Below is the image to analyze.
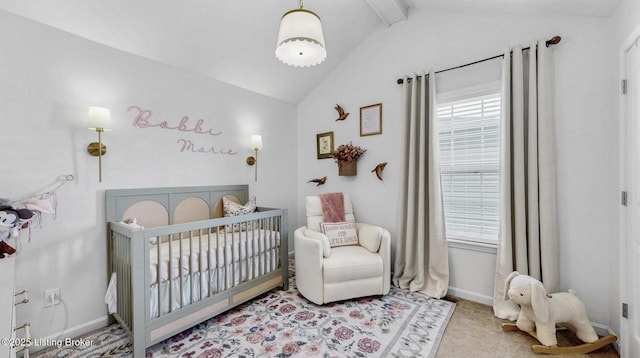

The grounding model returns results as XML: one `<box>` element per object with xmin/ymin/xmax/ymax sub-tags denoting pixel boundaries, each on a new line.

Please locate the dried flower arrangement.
<box><xmin>331</xmin><ymin>142</ymin><xmax>366</xmax><ymax>163</ymax></box>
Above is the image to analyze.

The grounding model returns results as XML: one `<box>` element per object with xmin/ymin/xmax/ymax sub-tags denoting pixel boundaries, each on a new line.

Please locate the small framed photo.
<box><xmin>360</xmin><ymin>103</ymin><xmax>382</xmax><ymax>136</ymax></box>
<box><xmin>316</xmin><ymin>131</ymin><xmax>334</xmax><ymax>159</ymax></box>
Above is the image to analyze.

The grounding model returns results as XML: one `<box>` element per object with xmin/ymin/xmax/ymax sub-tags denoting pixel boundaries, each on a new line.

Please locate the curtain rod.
<box><xmin>396</xmin><ymin>35</ymin><xmax>561</xmax><ymax>85</ymax></box>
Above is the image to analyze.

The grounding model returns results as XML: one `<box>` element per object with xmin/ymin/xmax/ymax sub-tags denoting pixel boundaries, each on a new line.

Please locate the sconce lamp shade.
<box><xmin>251</xmin><ymin>135</ymin><xmax>263</xmax><ymax>150</ymax></box>
<box><xmin>275</xmin><ymin>7</ymin><xmax>326</xmax><ymax>67</ymax></box>
<box><xmin>87</xmin><ymin>106</ymin><xmax>112</xmax><ymax>130</ymax></box>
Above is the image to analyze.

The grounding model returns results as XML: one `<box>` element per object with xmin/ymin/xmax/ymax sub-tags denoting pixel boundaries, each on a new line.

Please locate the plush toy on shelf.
<box><xmin>0</xmin><ymin>202</ymin><xmax>34</xmax><ymax>258</ymax></box>
<box><xmin>501</xmin><ymin>271</ymin><xmax>617</xmax><ymax>354</ymax></box>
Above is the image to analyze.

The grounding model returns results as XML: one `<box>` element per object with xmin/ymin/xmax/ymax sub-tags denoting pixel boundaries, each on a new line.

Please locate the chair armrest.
<box><xmin>357</xmin><ymin>223</ymin><xmax>391</xmax><ymax>295</ymax></box>
<box><xmin>357</xmin><ymin>223</ymin><xmax>383</xmax><ymax>252</ymax></box>
<box><xmin>301</xmin><ymin>229</ymin><xmax>331</xmax><ymax>257</ymax></box>
<box><xmin>379</xmin><ymin>228</ymin><xmax>391</xmax><ymax>294</ymax></box>
<box><xmin>294</xmin><ymin>227</ymin><xmax>326</xmax><ymax>305</ymax></box>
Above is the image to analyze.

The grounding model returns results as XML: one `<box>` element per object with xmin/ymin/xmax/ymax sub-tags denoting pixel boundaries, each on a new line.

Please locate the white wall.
<box><xmin>0</xmin><ymin>10</ymin><xmax>297</xmax><ymax>341</ymax></box>
<box><xmin>613</xmin><ymin>0</ymin><xmax>640</xmax><ymax>42</ymax></box>
<box><xmin>296</xmin><ymin>6</ymin><xmax>619</xmax><ymax>329</ymax></box>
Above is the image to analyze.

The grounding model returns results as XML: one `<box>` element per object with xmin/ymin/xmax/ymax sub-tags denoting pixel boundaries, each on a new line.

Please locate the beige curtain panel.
<box><xmin>393</xmin><ymin>71</ymin><xmax>449</xmax><ymax>299</ymax></box>
<box><xmin>493</xmin><ymin>41</ymin><xmax>560</xmax><ymax>320</ymax></box>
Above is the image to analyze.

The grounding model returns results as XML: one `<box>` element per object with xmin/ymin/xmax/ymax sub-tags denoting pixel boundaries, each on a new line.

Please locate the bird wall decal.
<box><xmin>307</xmin><ymin>176</ymin><xmax>327</xmax><ymax>186</ymax></box>
<box><xmin>335</xmin><ymin>104</ymin><xmax>349</xmax><ymax>121</ymax></box>
<box><xmin>372</xmin><ymin>162</ymin><xmax>387</xmax><ymax>181</ymax></box>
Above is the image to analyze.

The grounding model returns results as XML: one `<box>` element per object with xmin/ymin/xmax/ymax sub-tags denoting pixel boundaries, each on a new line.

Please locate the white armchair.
<box><xmin>294</xmin><ymin>194</ymin><xmax>391</xmax><ymax>305</ymax></box>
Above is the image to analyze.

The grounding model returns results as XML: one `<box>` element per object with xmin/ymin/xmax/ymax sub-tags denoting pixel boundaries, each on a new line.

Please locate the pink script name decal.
<box><xmin>177</xmin><ymin>139</ymin><xmax>237</xmax><ymax>155</ymax></box>
<box><xmin>128</xmin><ymin>105</ymin><xmax>237</xmax><ymax>156</ymax></box>
<box><xmin>128</xmin><ymin>105</ymin><xmax>222</xmax><ymax>136</ymax></box>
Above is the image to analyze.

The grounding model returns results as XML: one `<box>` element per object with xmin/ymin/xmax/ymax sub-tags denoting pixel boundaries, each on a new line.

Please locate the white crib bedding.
<box><xmin>150</xmin><ymin>258</ymin><xmax>279</xmax><ymax>318</ymax></box>
<box><xmin>148</xmin><ymin>228</ymin><xmax>281</xmax><ymax>319</ymax></box>
<box><xmin>149</xmin><ymin>229</ymin><xmax>280</xmax><ymax>284</ymax></box>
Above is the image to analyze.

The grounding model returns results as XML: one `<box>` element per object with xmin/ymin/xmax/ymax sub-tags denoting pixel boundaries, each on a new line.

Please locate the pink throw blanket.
<box><xmin>319</xmin><ymin>192</ymin><xmax>345</xmax><ymax>222</ymax></box>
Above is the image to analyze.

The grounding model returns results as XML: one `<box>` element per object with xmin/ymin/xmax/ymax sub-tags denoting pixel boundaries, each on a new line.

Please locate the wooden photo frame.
<box><xmin>360</xmin><ymin>103</ymin><xmax>382</xmax><ymax>136</ymax></box>
<box><xmin>316</xmin><ymin>131</ymin><xmax>334</xmax><ymax>159</ymax></box>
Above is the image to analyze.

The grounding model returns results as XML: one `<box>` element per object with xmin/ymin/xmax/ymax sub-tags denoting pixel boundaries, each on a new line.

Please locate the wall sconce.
<box><xmin>86</xmin><ymin>106</ymin><xmax>112</xmax><ymax>182</ymax></box>
<box><xmin>246</xmin><ymin>135</ymin><xmax>263</xmax><ymax>181</ymax></box>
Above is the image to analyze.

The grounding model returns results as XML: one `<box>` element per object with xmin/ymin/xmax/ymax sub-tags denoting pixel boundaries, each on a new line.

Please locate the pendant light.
<box><xmin>275</xmin><ymin>0</ymin><xmax>326</xmax><ymax>67</ymax></box>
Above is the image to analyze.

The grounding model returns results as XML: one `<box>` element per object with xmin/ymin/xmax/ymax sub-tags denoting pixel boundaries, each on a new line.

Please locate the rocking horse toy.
<box><xmin>501</xmin><ymin>271</ymin><xmax>617</xmax><ymax>355</ymax></box>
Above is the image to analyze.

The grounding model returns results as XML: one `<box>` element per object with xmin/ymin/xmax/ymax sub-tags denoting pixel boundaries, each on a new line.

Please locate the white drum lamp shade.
<box><xmin>275</xmin><ymin>7</ymin><xmax>326</xmax><ymax>67</ymax></box>
<box><xmin>87</xmin><ymin>106</ymin><xmax>112</xmax><ymax>130</ymax></box>
<box><xmin>250</xmin><ymin>135</ymin><xmax>263</xmax><ymax>150</ymax></box>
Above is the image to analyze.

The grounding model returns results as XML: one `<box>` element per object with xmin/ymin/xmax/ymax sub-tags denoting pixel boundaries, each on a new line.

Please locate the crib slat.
<box><xmin>179</xmin><ymin>232</ymin><xmax>184</xmax><ymax>310</ymax></box>
<box><xmin>224</xmin><ymin>228</ymin><xmax>229</xmax><ymax>289</ymax></box>
<box><xmin>246</xmin><ymin>223</ymin><xmax>250</xmax><ymax>280</ymax></box>
<box><xmin>198</xmin><ymin>228</ymin><xmax>203</xmax><ymax>301</ymax></box>
<box><xmin>126</xmin><ymin>235</ymin><xmax>131</xmax><ymax>327</ymax></box>
<box><xmin>241</xmin><ymin>222</ymin><xmax>245</xmax><ymax>283</ymax></box>
<box><xmin>267</xmin><ymin>217</ymin><xmax>272</xmax><ymax>273</ymax></box>
<box><xmin>231</xmin><ymin>225</ymin><xmax>234</xmax><ymax>287</ymax></box>
<box><xmin>197</xmin><ymin>229</ymin><xmax>202</xmax><ymax>299</ymax></box>
<box><xmin>238</xmin><ymin>223</ymin><xmax>243</xmax><ymax>285</ymax></box>
<box><xmin>188</xmin><ymin>230</ymin><xmax>193</xmax><ymax>305</ymax></box>
<box><xmin>162</xmin><ymin>235</ymin><xmax>166</xmax><ymax>317</ymax></box>
<box><xmin>259</xmin><ymin>218</ymin><xmax>264</xmax><ymax>277</ymax></box>
<box><xmin>206</xmin><ymin>226</ymin><xmax>212</xmax><ymax>299</ymax></box>
<box><xmin>216</xmin><ymin>228</ymin><xmax>221</xmax><ymax>293</ymax></box>
<box><xmin>252</xmin><ymin>220</ymin><xmax>258</xmax><ymax>279</ymax></box>
<box><xmin>126</xmin><ymin>235</ymin><xmax>132</xmax><ymax>326</ymax></box>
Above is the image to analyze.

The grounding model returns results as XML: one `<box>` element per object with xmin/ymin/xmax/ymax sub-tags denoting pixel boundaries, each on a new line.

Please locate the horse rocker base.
<box><xmin>502</xmin><ymin>323</ymin><xmax>618</xmax><ymax>355</ymax></box>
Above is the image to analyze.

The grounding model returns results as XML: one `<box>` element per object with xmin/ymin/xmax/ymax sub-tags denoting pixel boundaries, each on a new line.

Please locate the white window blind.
<box><xmin>437</xmin><ymin>92</ymin><xmax>500</xmax><ymax>242</ymax></box>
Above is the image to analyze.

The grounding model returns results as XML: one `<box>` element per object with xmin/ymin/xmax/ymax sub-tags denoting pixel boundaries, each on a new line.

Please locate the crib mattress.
<box><xmin>149</xmin><ymin>229</ymin><xmax>280</xmax><ymax>284</ymax></box>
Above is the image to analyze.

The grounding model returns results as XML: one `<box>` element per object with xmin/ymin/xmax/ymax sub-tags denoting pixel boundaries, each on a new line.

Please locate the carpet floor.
<box><xmin>436</xmin><ymin>296</ymin><xmax>620</xmax><ymax>358</ymax></box>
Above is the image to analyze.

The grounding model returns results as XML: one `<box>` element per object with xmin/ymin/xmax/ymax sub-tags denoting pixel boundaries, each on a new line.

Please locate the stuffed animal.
<box><xmin>0</xmin><ymin>204</ymin><xmax>34</xmax><ymax>257</ymax></box>
<box><xmin>0</xmin><ymin>205</ymin><xmax>33</xmax><ymax>239</ymax></box>
<box><xmin>119</xmin><ymin>218</ymin><xmax>157</xmax><ymax>245</ymax></box>
<box><xmin>504</xmin><ymin>271</ymin><xmax>599</xmax><ymax>346</ymax></box>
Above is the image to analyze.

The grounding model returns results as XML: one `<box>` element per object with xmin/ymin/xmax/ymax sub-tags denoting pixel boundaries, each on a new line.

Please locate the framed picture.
<box><xmin>360</xmin><ymin>103</ymin><xmax>382</xmax><ymax>136</ymax></box>
<box><xmin>316</xmin><ymin>131</ymin><xmax>334</xmax><ymax>159</ymax></box>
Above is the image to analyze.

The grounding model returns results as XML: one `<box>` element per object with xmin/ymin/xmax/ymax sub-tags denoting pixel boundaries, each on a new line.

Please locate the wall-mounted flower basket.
<box><xmin>332</xmin><ymin>142</ymin><xmax>366</xmax><ymax>177</ymax></box>
<box><xmin>338</xmin><ymin>160</ymin><xmax>357</xmax><ymax>176</ymax></box>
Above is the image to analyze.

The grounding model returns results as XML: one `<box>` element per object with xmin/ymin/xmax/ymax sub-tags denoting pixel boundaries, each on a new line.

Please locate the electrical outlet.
<box><xmin>44</xmin><ymin>288</ymin><xmax>60</xmax><ymax>307</ymax></box>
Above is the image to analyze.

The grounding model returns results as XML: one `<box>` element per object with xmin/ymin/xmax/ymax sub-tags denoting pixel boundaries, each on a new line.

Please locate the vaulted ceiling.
<box><xmin>0</xmin><ymin>0</ymin><xmax>621</xmax><ymax>104</ymax></box>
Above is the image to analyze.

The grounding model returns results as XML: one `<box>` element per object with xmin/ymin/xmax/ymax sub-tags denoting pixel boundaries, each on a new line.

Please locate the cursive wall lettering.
<box><xmin>128</xmin><ymin>105</ymin><xmax>238</xmax><ymax>156</ymax></box>
<box><xmin>177</xmin><ymin>139</ymin><xmax>237</xmax><ymax>155</ymax></box>
<box><xmin>128</xmin><ymin>105</ymin><xmax>223</xmax><ymax>136</ymax></box>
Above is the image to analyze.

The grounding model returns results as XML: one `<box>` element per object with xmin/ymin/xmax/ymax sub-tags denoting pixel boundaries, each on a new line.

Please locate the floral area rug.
<box><xmin>32</xmin><ymin>324</ymin><xmax>132</xmax><ymax>358</ymax></box>
<box><xmin>35</xmin><ymin>262</ymin><xmax>455</xmax><ymax>358</ymax></box>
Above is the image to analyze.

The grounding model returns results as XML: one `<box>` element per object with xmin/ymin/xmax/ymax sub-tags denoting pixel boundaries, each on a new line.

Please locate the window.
<box><xmin>437</xmin><ymin>90</ymin><xmax>500</xmax><ymax>243</ymax></box>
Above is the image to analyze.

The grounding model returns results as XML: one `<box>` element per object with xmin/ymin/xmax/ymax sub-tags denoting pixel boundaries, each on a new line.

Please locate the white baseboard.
<box><xmin>447</xmin><ymin>286</ymin><xmax>493</xmax><ymax>306</ymax></box>
<box><xmin>591</xmin><ymin>323</ymin><xmax>620</xmax><ymax>353</ymax></box>
<box><xmin>30</xmin><ymin>315</ymin><xmax>110</xmax><ymax>354</ymax></box>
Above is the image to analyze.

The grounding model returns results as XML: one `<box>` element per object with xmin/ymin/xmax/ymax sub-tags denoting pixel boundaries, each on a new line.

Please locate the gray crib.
<box><xmin>105</xmin><ymin>185</ymin><xmax>288</xmax><ymax>357</ymax></box>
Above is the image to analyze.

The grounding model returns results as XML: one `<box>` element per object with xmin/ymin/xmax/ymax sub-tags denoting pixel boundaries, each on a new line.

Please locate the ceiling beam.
<box><xmin>365</xmin><ymin>0</ymin><xmax>409</xmax><ymax>26</ymax></box>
